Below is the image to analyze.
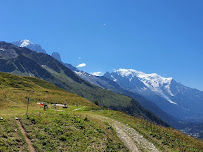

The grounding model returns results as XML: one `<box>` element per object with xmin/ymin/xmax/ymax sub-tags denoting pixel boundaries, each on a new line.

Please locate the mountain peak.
<box><xmin>115</xmin><ymin>68</ymin><xmax>143</xmax><ymax>77</ymax></box>
<box><xmin>109</xmin><ymin>68</ymin><xmax>176</xmax><ymax>104</ymax></box>
<box><xmin>19</xmin><ymin>40</ymin><xmax>33</xmax><ymax>47</ymax></box>
<box><xmin>115</xmin><ymin>68</ymin><xmax>173</xmax><ymax>82</ymax></box>
<box><xmin>12</xmin><ymin>40</ymin><xmax>46</xmax><ymax>54</ymax></box>
<box><xmin>51</xmin><ymin>52</ymin><xmax>62</xmax><ymax>62</ymax></box>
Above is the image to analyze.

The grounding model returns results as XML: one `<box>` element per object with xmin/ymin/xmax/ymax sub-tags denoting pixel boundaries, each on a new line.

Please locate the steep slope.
<box><xmin>104</xmin><ymin>69</ymin><xmax>203</xmax><ymax>122</ymax></box>
<box><xmin>0</xmin><ymin>42</ymin><xmax>167</xmax><ymax>126</ymax></box>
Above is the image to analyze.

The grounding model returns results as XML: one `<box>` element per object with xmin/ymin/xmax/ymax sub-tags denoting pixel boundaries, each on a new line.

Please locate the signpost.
<box><xmin>26</xmin><ymin>98</ymin><xmax>30</xmax><ymax>116</ymax></box>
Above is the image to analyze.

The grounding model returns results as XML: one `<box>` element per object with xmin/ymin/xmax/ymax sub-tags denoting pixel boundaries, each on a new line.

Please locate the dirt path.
<box><xmin>113</xmin><ymin>123</ymin><xmax>140</xmax><ymax>152</ymax></box>
<box><xmin>16</xmin><ymin>119</ymin><xmax>35</xmax><ymax>152</ymax></box>
<box><xmin>7</xmin><ymin>99</ymin><xmax>17</xmax><ymax>104</ymax></box>
<box><xmin>94</xmin><ymin>115</ymin><xmax>160</xmax><ymax>152</ymax></box>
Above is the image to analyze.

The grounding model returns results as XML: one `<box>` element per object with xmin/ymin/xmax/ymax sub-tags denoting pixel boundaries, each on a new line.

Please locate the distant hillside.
<box><xmin>0</xmin><ymin>42</ymin><xmax>168</xmax><ymax>126</ymax></box>
<box><xmin>0</xmin><ymin>72</ymin><xmax>94</xmax><ymax>106</ymax></box>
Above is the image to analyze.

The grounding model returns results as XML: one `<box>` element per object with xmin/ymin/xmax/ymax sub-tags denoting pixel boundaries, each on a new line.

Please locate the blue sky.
<box><xmin>0</xmin><ymin>0</ymin><xmax>203</xmax><ymax>90</ymax></box>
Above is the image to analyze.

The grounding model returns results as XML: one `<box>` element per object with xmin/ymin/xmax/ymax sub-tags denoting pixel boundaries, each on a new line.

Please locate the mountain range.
<box><xmin>63</xmin><ymin>63</ymin><xmax>179</xmax><ymax>127</ymax></box>
<box><xmin>0</xmin><ymin>41</ymin><xmax>168</xmax><ymax>127</ymax></box>
<box><xmin>8</xmin><ymin>40</ymin><xmax>203</xmax><ymax>136</ymax></box>
<box><xmin>104</xmin><ymin>69</ymin><xmax>203</xmax><ymax>122</ymax></box>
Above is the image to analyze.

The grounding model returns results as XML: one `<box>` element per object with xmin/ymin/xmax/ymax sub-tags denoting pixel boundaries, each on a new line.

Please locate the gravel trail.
<box><xmin>95</xmin><ymin>115</ymin><xmax>160</xmax><ymax>152</ymax></box>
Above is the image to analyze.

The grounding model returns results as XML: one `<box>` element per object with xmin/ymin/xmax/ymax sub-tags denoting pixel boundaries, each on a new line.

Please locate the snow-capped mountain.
<box><xmin>61</xmin><ymin>61</ymin><xmax>203</xmax><ymax>124</ymax></box>
<box><xmin>26</xmin><ymin>42</ymin><xmax>202</xmax><ymax>123</ymax></box>
<box><xmin>12</xmin><ymin>40</ymin><xmax>46</xmax><ymax>54</ymax></box>
<box><xmin>104</xmin><ymin>69</ymin><xmax>203</xmax><ymax>121</ymax></box>
<box><xmin>59</xmin><ymin>65</ymin><xmax>178</xmax><ymax>127</ymax></box>
<box><xmin>107</xmin><ymin>69</ymin><xmax>176</xmax><ymax>104</ymax></box>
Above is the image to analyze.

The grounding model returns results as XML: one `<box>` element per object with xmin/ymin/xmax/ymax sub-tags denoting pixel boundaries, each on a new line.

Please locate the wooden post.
<box><xmin>26</xmin><ymin>98</ymin><xmax>30</xmax><ymax>116</ymax></box>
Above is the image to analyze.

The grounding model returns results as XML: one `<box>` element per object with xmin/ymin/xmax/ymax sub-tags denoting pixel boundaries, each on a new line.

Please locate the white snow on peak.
<box><xmin>19</xmin><ymin>40</ymin><xmax>33</xmax><ymax>47</ymax></box>
<box><xmin>115</xmin><ymin>69</ymin><xmax>141</xmax><ymax>77</ymax></box>
<box><xmin>114</xmin><ymin>69</ymin><xmax>177</xmax><ymax>104</ymax></box>
<box><xmin>115</xmin><ymin>69</ymin><xmax>172</xmax><ymax>86</ymax></box>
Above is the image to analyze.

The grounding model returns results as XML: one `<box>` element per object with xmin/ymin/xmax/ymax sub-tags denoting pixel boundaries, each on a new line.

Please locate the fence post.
<box><xmin>26</xmin><ymin>98</ymin><xmax>30</xmax><ymax>116</ymax></box>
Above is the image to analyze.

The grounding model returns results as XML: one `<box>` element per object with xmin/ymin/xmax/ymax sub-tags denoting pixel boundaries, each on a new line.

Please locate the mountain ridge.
<box><xmin>6</xmin><ymin>40</ymin><xmax>203</xmax><ymax>137</ymax></box>
<box><xmin>62</xmin><ymin>63</ymin><xmax>179</xmax><ymax>128</ymax></box>
<box><xmin>0</xmin><ymin>41</ymin><xmax>168</xmax><ymax>127</ymax></box>
<box><xmin>104</xmin><ymin>69</ymin><xmax>203</xmax><ymax>122</ymax></box>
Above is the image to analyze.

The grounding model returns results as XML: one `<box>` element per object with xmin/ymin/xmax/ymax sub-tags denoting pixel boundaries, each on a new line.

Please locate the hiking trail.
<box><xmin>16</xmin><ymin>118</ymin><xmax>35</xmax><ymax>152</ymax></box>
<box><xmin>94</xmin><ymin>115</ymin><xmax>160</xmax><ymax>152</ymax></box>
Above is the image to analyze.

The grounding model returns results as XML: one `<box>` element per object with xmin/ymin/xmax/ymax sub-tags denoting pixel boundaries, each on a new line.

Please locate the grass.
<box><xmin>0</xmin><ymin>118</ymin><xmax>28</xmax><ymax>151</ymax></box>
<box><xmin>0</xmin><ymin>72</ymin><xmax>97</xmax><ymax>117</ymax></box>
<box><xmin>0</xmin><ymin>73</ymin><xmax>128</xmax><ymax>151</ymax></box>
<box><xmin>19</xmin><ymin>111</ymin><xmax>128</xmax><ymax>152</ymax></box>
<box><xmin>78</xmin><ymin>109</ymin><xmax>203</xmax><ymax>152</ymax></box>
<box><xmin>0</xmin><ymin>72</ymin><xmax>203</xmax><ymax>152</ymax></box>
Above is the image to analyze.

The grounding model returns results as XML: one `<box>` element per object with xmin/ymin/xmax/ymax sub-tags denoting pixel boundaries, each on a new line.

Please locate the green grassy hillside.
<box><xmin>0</xmin><ymin>72</ymin><xmax>95</xmax><ymax>113</ymax></box>
<box><xmin>0</xmin><ymin>72</ymin><xmax>202</xmax><ymax>152</ymax></box>
<box><xmin>0</xmin><ymin>72</ymin><xmax>128</xmax><ymax>151</ymax></box>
